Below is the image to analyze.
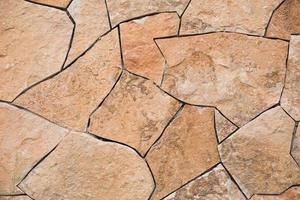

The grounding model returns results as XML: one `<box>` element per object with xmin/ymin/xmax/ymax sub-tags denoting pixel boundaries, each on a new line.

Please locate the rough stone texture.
<box><xmin>0</xmin><ymin>103</ymin><xmax>68</xmax><ymax>195</ymax></box>
<box><xmin>89</xmin><ymin>71</ymin><xmax>181</xmax><ymax>155</ymax></box>
<box><xmin>281</xmin><ymin>35</ymin><xmax>300</xmax><ymax>121</ymax></box>
<box><xmin>157</xmin><ymin>33</ymin><xmax>287</xmax><ymax>127</ymax></box>
<box><xmin>215</xmin><ymin>110</ymin><xmax>238</xmax><ymax>143</ymax></box>
<box><xmin>65</xmin><ymin>0</ymin><xmax>110</xmax><ymax>66</ymax></box>
<box><xmin>19</xmin><ymin>132</ymin><xmax>154</xmax><ymax>200</ymax></box>
<box><xmin>163</xmin><ymin>164</ymin><xmax>246</xmax><ymax>200</ymax></box>
<box><xmin>292</xmin><ymin>126</ymin><xmax>300</xmax><ymax>165</ymax></box>
<box><xmin>251</xmin><ymin>187</ymin><xmax>300</xmax><ymax>200</ymax></box>
<box><xmin>0</xmin><ymin>196</ymin><xmax>32</xmax><ymax>200</ymax></box>
<box><xmin>0</xmin><ymin>0</ymin><xmax>72</xmax><ymax>101</ymax></box>
<box><xmin>180</xmin><ymin>0</ymin><xmax>283</xmax><ymax>36</ymax></box>
<box><xmin>219</xmin><ymin>106</ymin><xmax>300</xmax><ymax>198</ymax></box>
<box><xmin>266</xmin><ymin>0</ymin><xmax>300</xmax><ymax>40</ymax></box>
<box><xmin>107</xmin><ymin>0</ymin><xmax>190</xmax><ymax>27</ymax></box>
<box><xmin>146</xmin><ymin>105</ymin><xmax>220</xmax><ymax>200</ymax></box>
<box><xmin>30</xmin><ymin>0</ymin><xmax>71</xmax><ymax>8</ymax></box>
<box><xmin>14</xmin><ymin>29</ymin><xmax>122</xmax><ymax>131</ymax></box>
<box><xmin>121</xmin><ymin>13</ymin><xmax>179</xmax><ymax>83</ymax></box>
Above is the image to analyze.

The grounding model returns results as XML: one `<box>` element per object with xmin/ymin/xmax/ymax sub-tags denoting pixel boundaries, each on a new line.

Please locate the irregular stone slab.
<box><xmin>121</xmin><ymin>13</ymin><xmax>179</xmax><ymax>83</ymax></box>
<box><xmin>292</xmin><ymin>126</ymin><xmax>300</xmax><ymax>165</ymax></box>
<box><xmin>146</xmin><ymin>105</ymin><xmax>220</xmax><ymax>200</ymax></box>
<box><xmin>219</xmin><ymin>106</ymin><xmax>300</xmax><ymax>198</ymax></box>
<box><xmin>251</xmin><ymin>187</ymin><xmax>300</xmax><ymax>200</ymax></box>
<box><xmin>14</xmin><ymin>29</ymin><xmax>122</xmax><ymax>131</ymax></box>
<box><xmin>215</xmin><ymin>110</ymin><xmax>238</xmax><ymax>143</ymax></box>
<box><xmin>0</xmin><ymin>103</ymin><xmax>68</xmax><ymax>195</ymax></box>
<box><xmin>65</xmin><ymin>0</ymin><xmax>110</xmax><ymax>66</ymax></box>
<box><xmin>107</xmin><ymin>0</ymin><xmax>190</xmax><ymax>27</ymax></box>
<box><xmin>29</xmin><ymin>0</ymin><xmax>71</xmax><ymax>8</ymax></box>
<box><xmin>180</xmin><ymin>0</ymin><xmax>283</xmax><ymax>35</ymax></box>
<box><xmin>163</xmin><ymin>164</ymin><xmax>246</xmax><ymax>200</ymax></box>
<box><xmin>266</xmin><ymin>0</ymin><xmax>300</xmax><ymax>40</ymax></box>
<box><xmin>157</xmin><ymin>33</ymin><xmax>287</xmax><ymax>126</ymax></box>
<box><xmin>281</xmin><ymin>35</ymin><xmax>300</xmax><ymax>121</ymax></box>
<box><xmin>0</xmin><ymin>196</ymin><xmax>32</xmax><ymax>200</ymax></box>
<box><xmin>19</xmin><ymin>132</ymin><xmax>154</xmax><ymax>200</ymax></box>
<box><xmin>89</xmin><ymin>71</ymin><xmax>181</xmax><ymax>155</ymax></box>
<box><xmin>0</xmin><ymin>0</ymin><xmax>72</xmax><ymax>101</ymax></box>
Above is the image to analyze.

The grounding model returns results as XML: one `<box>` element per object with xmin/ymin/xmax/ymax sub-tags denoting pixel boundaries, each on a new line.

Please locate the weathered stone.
<box><xmin>146</xmin><ymin>105</ymin><xmax>220</xmax><ymax>200</ymax></box>
<box><xmin>281</xmin><ymin>35</ymin><xmax>300</xmax><ymax>121</ymax></box>
<box><xmin>107</xmin><ymin>0</ymin><xmax>190</xmax><ymax>27</ymax></box>
<box><xmin>219</xmin><ymin>106</ymin><xmax>300</xmax><ymax>198</ymax></box>
<box><xmin>121</xmin><ymin>13</ymin><xmax>179</xmax><ymax>83</ymax></box>
<box><xmin>266</xmin><ymin>0</ymin><xmax>300</xmax><ymax>40</ymax></box>
<box><xmin>215</xmin><ymin>110</ymin><xmax>238</xmax><ymax>143</ymax></box>
<box><xmin>0</xmin><ymin>103</ymin><xmax>68</xmax><ymax>195</ymax></box>
<box><xmin>292</xmin><ymin>126</ymin><xmax>300</xmax><ymax>165</ymax></box>
<box><xmin>19</xmin><ymin>132</ymin><xmax>154</xmax><ymax>200</ymax></box>
<box><xmin>164</xmin><ymin>164</ymin><xmax>246</xmax><ymax>200</ymax></box>
<box><xmin>65</xmin><ymin>0</ymin><xmax>110</xmax><ymax>66</ymax></box>
<box><xmin>0</xmin><ymin>0</ymin><xmax>72</xmax><ymax>101</ymax></box>
<box><xmin>180</xmin><ymin>0</ymin><xmax>283</xmax><ymax>36</ymax></box>
<box><xmin>89</xmin><ymin>71</ymin><xmax>181</xmax><ymax>155</ymax></box>
<box><xmin>251</xmin><ymin>187</ymin><xmax>300</xmax><ymax>200</ymax></box>
<box><xmin>0</xmin><ymin>196</ymin><xmax>32</xmax><ymax>200</ymax></box>
<box><xmin>29</xmin><ymin>0</ymin><xmax>71</xmax><ymax>8</ymax></box>
<box><xmin>14</xmin><ymin>29</ymin><xmax>122</xmax><ymax>131</ymax></box>
<box><xmin>157</xmin><ymin>33</ymin><xmax>287</xmax><ymax>126</ymax></box>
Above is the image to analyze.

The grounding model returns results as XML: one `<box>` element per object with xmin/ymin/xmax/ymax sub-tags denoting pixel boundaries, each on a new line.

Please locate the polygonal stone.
<box><xmin>215</xmin><ymin>110</ymin><xmax>238</xmax><ymax>143</ymax></box>
<box><xmin>251</xmin><ymin>187</ymin><xmax>300</xmax><ymax>200</ymax></box>
<box><xmin>29</xmin><ymin>0</ymin><xmax>71</xmax><ymax>8</ymax></box>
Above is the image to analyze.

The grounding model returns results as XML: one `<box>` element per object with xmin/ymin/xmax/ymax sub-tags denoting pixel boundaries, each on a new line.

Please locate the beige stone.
<box><xmin>29</xmin><ymin>0</ymin><xmax>71</xmax><ymax>8</ymax></box>
<box><xmin>121</xmin><ymin>13</ymin><xmax>179</xmax><ymax>83</ymax></box>
<box><xmin>157</xmin><ymin>33</ymin><xmax>287</xmax><ymax>126</ymax></box>
<box><xmin>14</xmin><ymin>29</ymin><xmax>122</xmax><ymax>131</ymax></box>
<box><xmin>19</xmin><ymin>132</ymin><xmax>154</xmax><ymax>200</ymax></box>
<box><xmin>219</xmin><ymin>106</ymin><xmax>300</xmax><ymax>198</ymax></box>
<box><xmin>0</xmin><ymin>196</ymin><xmax>32</xmax><ymax>200</ymax></box>
<box><xmin>180</xmin><ymin>0</ymin><xmax>283</xmax><ymax>36</ymax></box>
<box><xmin>0</xmin><ymin>0</ymin><xmax>73</xmax><ymax>101</ymax></box>
<box><xmin>292</xmin><ymin>126</ymin><xmax>300</xmax><ymax>165</ymax></box>
<box><xmin>251</xmin><ymin>187</ymin><xmax>300</xmax><ymax>200</ymax></box>
<box><xmin>65</xmin><ymin>0</ymin><xmax>110</xmax><ymax>66</ymax></box>
<box><xmin>146</xmin><ymin>105</ymin><xmax>220</xmax><ymax>200</ymax></box>
<box><xmin>0</xmin><ymin>103</ymin><xmax>68</xmax><ymax>195</ymax></box>
<box><xmin>281</xmin><ymin>35</ymin><xmax>300</xmax><ymax>121</ymax></box>
<box><xmin>89</xmin><ymin>71</ymin><xmax>181</xmax><ymax>155</ymax></box>
<box><xmin>215</xmin><ymin>110</ymin><xmax>238</xmax><ymax>143</ymax></box>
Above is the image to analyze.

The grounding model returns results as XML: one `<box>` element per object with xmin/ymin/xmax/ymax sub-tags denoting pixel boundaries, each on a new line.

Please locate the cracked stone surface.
<box><xmin>251</xmin><ymin>187</ymin><xmax>300</xmax><ymax>200</ymax></box>
<box><xmin>214</xmin><ymin>109</ymin><xmax>238</xmax><ymax>143</ymax></box>
<box><xmin>30</xmin><ymin>0</ymin><xmax>71</xmax><ymax>8</ymax></box>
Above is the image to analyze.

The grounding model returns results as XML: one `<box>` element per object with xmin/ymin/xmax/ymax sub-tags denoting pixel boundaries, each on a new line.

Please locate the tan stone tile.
<box><xmin>0</xmin><ymin>196</ymin><xmax>32</xmax><ymax>200</ymax></box>
<box><xmin>215</xmin><ymin>109</ymin><xmax>238</xmax><ymax>143</ymax></box>
<box><xmin>29</xmin><ymin>0</ymin><xmax>71</xmax><ymax>8</ymax></box>
<box><xmin>292</xmin><ymin>125</ymin><xmax>300</xmax><ymax>165</ymax></box>
<box><xmin>251</xmin><ymin>187</ymin><xmax>300</xmax><ymax>200</ymax></box>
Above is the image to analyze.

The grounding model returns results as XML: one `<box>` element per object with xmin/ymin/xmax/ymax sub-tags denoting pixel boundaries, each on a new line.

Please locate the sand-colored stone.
<box><xmin>157</xmin><ymin>33</ymin><xmax>287</xmax><ymax>126</ymax></box>
<box><xmin>219</xmin><ymin>106</ymin><xmax>300</xmax><ymax>198</ymax></box>
<box><xmin>89</xmin><ymin>71</ymin><xmax>181</xmax><ymax>155</ymax></box>
<box><xmin>121</xmin><ymin>13</ymin><xmax>179</xmax><ymax>83</ymax></box>
<box><xmin>180</xmin><ymin>0</ymin><xmax>283</xmax><ymax>36</ymax></box>
<box><xmin>65</xmin><ymin>0</ymin><xmax>110</xmax><ymax>66</ymax></box>
<box><xmin>0</xmin><ymin>196</ymin><xmax>32</xmax><ymax>200</ymax></box>
<box><xmin>292</xmin><ymin>126</ymin><xmax>300</xmax><ymax>165</ymax></box>
<box><xmin>0</xmin><ymin>103</ymin><xmax>68</xmax><ymax>195</ymax></box>
<box><xmin>107</xmin><ymin>0</ymin><xmax>190</xmax><ymax>27</ymax></box>
<box><xmin>14</xmin><ymin>29</ymin><xmax>122</xmax><ymax>131</ymax></box>
<box><xmin>281</xmin><ymin>35</ymin><xmax>300</xmax><ymax>121</ymax></box>
<box><xmin>215</xmin><ymin>110</ymin><xmax>238</xmax><ymax>143</ymax></box>
<box><xmin>19</xmin><ymin>132</ymin><xmax>154</xmax><ymax>200</ymax></box>
<box><xmin>29</xmin><ymin>0</ymin><xmax>71</xmax><ymax>8</ymax></box>
<box><xmin>0</xmin><ymin>0</ymin><xmax>72</xmax><ymax>101</ymax></box>
<box><xmin>146</xmin><ymin>105</ymin><xmax>220</xmax><ymax>200</ymax></box>
<box><xmin>164</xmin><ymin>164</ymin><xmax>246</xmax><ymax>200</ymax></box>
<box><xmin>251</xmin><ymin>187</ymin><xmax>300</xmax><ymax>200</ymax></box>
<box><xmin>266</xmin><ymin>0</ymin><xmax>300</xmax><ymax>40</ymax></box>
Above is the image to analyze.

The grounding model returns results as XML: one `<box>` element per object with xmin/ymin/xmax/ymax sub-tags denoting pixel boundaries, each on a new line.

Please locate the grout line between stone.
<box><xmin>24</xmin><ymin>0</ymin><xmax>66</xmax><ymax>10</ymax></box>
<box><xmin>279</xmin><ymin>41</ymin><xmax>290</xmax><ymax>104</ymax></box>
<box><xmin>104</xmin><ymin>0</ymin><xmax>113</xmax><ymax>30</ymax></box>
<box><xmin>254</xmin><ymin>184</ymin><xmax>300</xmax><ymax>197</ymax></box>
<box><xmin>290</xmin><ymin>122</ymin><xmax>300</xmax><ymax>167</ymax></box>
<box><xmin>177</xmin><ymin>0</ymin><xmax>192</xmax><ymax>35</ymax></box>
<box><xmin>117</xmin><ymin>25</ymin><xmax>125</xmax><ymax>69</ymax></box>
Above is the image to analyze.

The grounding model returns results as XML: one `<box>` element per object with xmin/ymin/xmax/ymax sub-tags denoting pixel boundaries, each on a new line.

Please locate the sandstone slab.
<box><xmin>157</xmin><ymin>33</ymin><xmax>287</xmax><ymax>126</ymax></box>
<box><xmin>14</xmin><ymin>29</ymin><xmax>122</xmax><ymax>131</ymax></box>
<box><xmin>29</xmin><ymin>0</ymin><xmax>71</xmax><ymax>8</ymax></box>
<box><xmin>0</xmin><ymin>196</ymin><xmax>32</xmax><ymax>200</ymax></box>
<box><xmin>292</xmin><ymin>125</ymin><xmax>300</xmax><ymax>165</ymax></box>
<box><xmin>0</xmin><ymin>0</ymin><xmax>73</xmax><ymax>101</ymax></box>
<box><xmin>146</xmin><ymin>105</ymin><xmax>220</xmax><ymax>200</ymax></box>
<box><xmin>251</xmin><ymin>187</ymin><xmax>300</xmax><ymax>200</ymax></box>
<box><xmin>215</xmin><ymin>110</ymin><xmax>238</xmax><ymax>143</ymax></box>
<box><xmin>19</xmin><ymin>132</ymin><xmax>154</xmax><ymax>200</ymax></box>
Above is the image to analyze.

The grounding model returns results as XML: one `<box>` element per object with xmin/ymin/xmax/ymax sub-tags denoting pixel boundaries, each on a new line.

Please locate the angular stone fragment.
<box><xmin>251</xmin><ymin>187</ymin><xmax>300</xmax><ymax>200</ymax></box>
<box><xmin>0</xmin><ymin>196</ymin><xmax>32</xmax><ymax>200</ymax></box>
<box><xmin>89</xmin><ymin>71</ymin><xmax>181</xmax><ymax>155</ymax></box>
<box><xmin>164</xmin><ymin>164</ymin><xmax>246</xmax><ymax>200</ymax></box>
<box><xmin>219</xmin><ymin>106</ymin><xmax>300</xmax><ymax>198</ymax></box>
<box><xmin>281</xmin><ymin>35</ymin><xmax>300</xmax><ymax>121</ymax></box>
<box><xmin>121</xmin><ymin>13</ymin><xmax>179</xmax><ymax>83</ymax></box>
<box><xmin>215</xmin><ymin>110</ymin><xmax>238</xmax><ymax>143</ymax></box>
<box><xmin>107</xmin><ymin>0</ymin><xmax>190</xmax><ymax>27</ymax></box>
<box><xmin>19</xmin><ymin>132</ymin><xmax>154</xmax><ymax>200</ymax></box>
<box><xmin>266</xmin><ymin>0</ymin><xmax>300</xmax><ymax>40</ymax></box>
<box><xmin>0</xmin><ymin>0</ymin><xmax>72</xmax><ymax>101</ymax></box>
<box><xmin>0</xmin><ymin>103</ymin><xmax>68</xmax><ymax>195</ymax></box>
<box><xmin>157</xmin><ymin>33</ymin><xmax>287</xmax><ymax>126</ymax></box>
<box><xmin>180</xmin><ymin>0</ymin><xmax>283</xmax><ymax>35</ymax></box>
<box><xmin>146</xmin><ymin>105</ymin><xmax>220</xmax><ymax>200</ymax></box>
<box><xmin>292</xmin><ymin>126</ymin><xmax>300</xmax><ymax>165</ymax></box>
<box><xmin>29</xmin><ymin>0</ymin><xmax>71</xmax><ymax>8</ymax></box>
<box><xmin>14</xmin><ymin>29</ymin><xmax>122</xmax><ymax>131</ymax></box>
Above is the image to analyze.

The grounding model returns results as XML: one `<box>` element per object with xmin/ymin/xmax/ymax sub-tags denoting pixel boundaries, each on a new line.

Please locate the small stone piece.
<box><xmin>89</xmin><ymin>71</ymin><xmax>181</xmax><ymax>156</ymax></box>
<box><xmin>219</xmin><ymin>106</ymin><xmax>300</xmax><ymax>198</ymax></box>
<box><xmin>215</xmin><ymin>110</ymin><xmax>238</xmax><ymax>143</ymax></box>
<box><xmin>292</xmin><ymin>126</ymin><xmax>300</xmax><ymax>165</ymax></box>
<box><xmin>0</xmin><ymin>0</ymin><xmax>72</xmax><ymax>101</ymax></box>
<box><xmin>19</xmin><ymin>132</ymin><xmax>154</xmax><ymax>200</ymax></box>
<box><xmin>29</xmin><ymin>0</ymin><xmax>71</xmax><ymax>8</ymax></box>
<box><xmin>251</xmin><ymin>187</ymin><xmax>300</xmax><ymax>200</ymax></box>
<box><xmin>180</xmin><ymin>0</ymin><xmax>283</xmax><ymax>35</ymax></box>
<box><xmin>14</xmin><ymin>29</ymin><xmax>122</xmax><ymax>131</ymax></box>
<box><xmin>146</xmin><ymin>105</ymin><xmax>220</xmax><ymax>200</ymax></box>
<box><xmin>0</xmin><ymin>196</ymin><xmax>32</xmax><ymax>200</ymax></box>
<box><xmin>121</xmin><ymin>13</ymin><xmax>179</xmax><ymax>83</ymax></box>
<box><xmin>0</xmin><ymin>103</ymin><xmax>68</xmax><ymax>195</ymax></box>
